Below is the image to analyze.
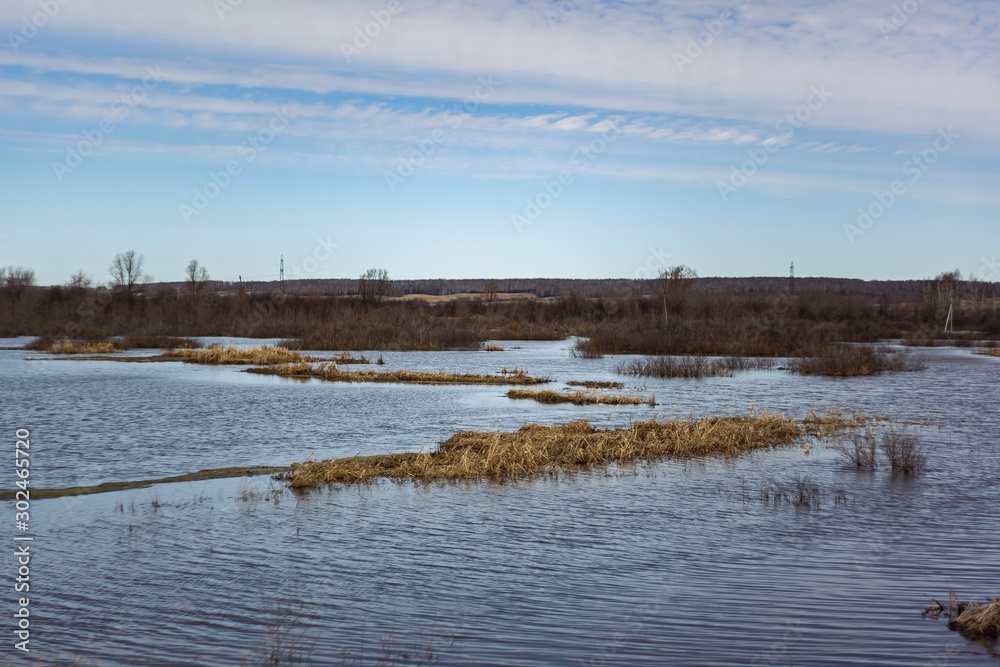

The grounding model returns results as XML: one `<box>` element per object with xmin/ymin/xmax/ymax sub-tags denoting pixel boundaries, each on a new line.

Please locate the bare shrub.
<box><xmin>879</xmin><ymin>431</ymin><xmax>926</xmax><ymax>475</ymax></box>
<box><xmin>830</xmin><ymin>430</ymin><xmax>879</xmax><ymax>469</ymax></box>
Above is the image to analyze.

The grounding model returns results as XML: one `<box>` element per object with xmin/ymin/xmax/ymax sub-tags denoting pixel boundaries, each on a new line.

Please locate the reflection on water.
<box><xmin>2</xmin><ymin>338</ymin><xmax>999</xmax><ymax>665</ymax></box>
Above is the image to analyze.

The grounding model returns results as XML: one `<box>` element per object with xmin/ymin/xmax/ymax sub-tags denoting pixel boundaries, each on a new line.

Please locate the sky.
<box><xmin>0</xmin><ymin>0</ymin><xmax>998</xmax><ymax>285</ymax></box>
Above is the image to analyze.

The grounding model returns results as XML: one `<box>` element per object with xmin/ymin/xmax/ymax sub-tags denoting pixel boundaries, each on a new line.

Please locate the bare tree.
<box><xmin>358</xmin><ymin>268</ymin><xmax>393</xmax><ymax>308</ymax></box>
<box><xmin>185</xmin><ymin>260</ymin><xmax>210</xmax><ymax>296</ymax></box>
<box><xmin>66</xmin><ymin>269</ymin><xmax>93</xmax><ymax>290</ymax></box>
<box><xmin>648</xmin><ymin>265</ymin><xmax>697</xmax><ymax>327</ymax></box>
<box><xmin>0</xmin><ymin>266</ymin><xmax>36</xmax><ymax>300</ymax></box>
<box><xmin>108</xmin><ymin>251</ymin><xmax>149</xmax><ymax>301</ymax></box>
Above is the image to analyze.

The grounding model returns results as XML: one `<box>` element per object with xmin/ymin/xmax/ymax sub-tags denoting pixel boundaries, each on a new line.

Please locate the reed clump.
<box><xmin>283</xmin><ymin>408</ymin><xmax>828</xmax><ymax>487</ymax></box>
<box><xmin>566</xmin><ymin>380</ymin><xmax>624</xmax><ymax>389</ymax></box>
<box><xmin>924</xmin><ymin>590</ymin><xmax>1000</xmax><ymax>642</ymax></box>
<box><xmin>976</xmin><ymin>347</ymin><xmax>1000</xmax><ymax>358</ymax></box>
<box><xmin>247</xmin><ymin>362</ymin><xmax>551</xmax><ymax>385</ymax></box>
<box><xmin>788</xmin><ymin>344</ymin><xmax>925</xmax><ymax>376</ymax></box>
<box><xmin>617</xmin><ymin>355</ymin><xmax>775</xmax><ymax>378</ymax></box>
<box><xmin>507</xmin><ymin>388</ymin><xmax>654</xmax><ymax>406</ymax></box>
<box><xmin>162</xmin><ymin>345</ymin><xmax>324</xmax><ymax>365</ymax></box>
<box><xmin>482</xmin><ymin>343</ymin><xmax>505</xmax><ymax>352</ymax></box>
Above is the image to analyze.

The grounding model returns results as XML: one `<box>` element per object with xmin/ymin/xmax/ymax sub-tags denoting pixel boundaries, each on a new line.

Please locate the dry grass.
<box><xmin>976</xmin><ymin>347</ymin><xmax>1000</xmax><ymax>357</ymax></box>
<box><xmin>247</xmin><ymin>362</ymin><xmax>551</xmax><ymax>385</ymax></box>
<box><xmin>924</xmin><ymin>590</ymin><xmax>1000</xmax><ymax>642</ymax></box>
<box><xmin>45</xmin><ymin>339</ymin><xmax>121</xmax><ymax>354</ymax></box>
<box><xmin>566</xmin><ymin>380</ymin><xmax>624</xmax><ymax>389</ymax></box>
<box><xmin>789</xmin><ymin>344</ymin><xmax>925</xmax><ymax>376</ymax></box>
<box><xmin>507</xmin><ymin>388</ymin><xmax>654</xmax><ymax>406</ymax></box>
<box><xmin>162</xmin><ymin>345</ymin><xmax>325</xmax><ymax>365</ymax></box>
<box><xmin>954</xmin><ymin>597</ymin><xmax>1000</xmax><ymax>640</ymax></box>
<box><xmin>482</xmin><ymin>343</ymin><xmax>504</xmax><ymax>352</ymax></box>
<box><xmin>617</xmin><ymin>355</ymin><xmax>776</xmax><ymax>378</ymax></box>
<box><xmin>283</xmin><ymin>408</ymin><xmax>856</xmax><ymax>488</ymax></box>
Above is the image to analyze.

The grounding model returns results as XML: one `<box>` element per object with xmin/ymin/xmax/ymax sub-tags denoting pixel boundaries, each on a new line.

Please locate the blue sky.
<box><xmin>0</xmin><ymin>0</ymin><xmax>997</xmax><ymax>285</ymax></box>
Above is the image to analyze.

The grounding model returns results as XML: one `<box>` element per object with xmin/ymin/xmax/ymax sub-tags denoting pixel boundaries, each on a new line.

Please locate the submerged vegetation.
<box><xmin>788</xmin><ymin>344</ymin><xmax>925</xmax><ymax>377</ymax></box>
<box><xmin>617</xmin><ymin>355</ymin><xmax>776</xmax><ymax>379</ymax></box>
<box><xmin>247</xmin><ymin>362</ymin><xmax>551</xmax><ymax>386</ymax></box>
<box><xmin>506</xmin><ymin>388</ymin><xmax>654</xmax><ymax>406</ymax></box>
<box><xmin>829</xmin><ymin>428</ymin><xmax>926</xmax><ymax>474</ymax></box>
<box><xmin>282</xmin><ymin>408</ymin><xmax>866</xmax><ymax>488</ymax></box>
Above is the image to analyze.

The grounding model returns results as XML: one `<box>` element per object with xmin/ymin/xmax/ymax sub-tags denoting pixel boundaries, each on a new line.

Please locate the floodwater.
<box><xmin>1</xmin><ymin>337</ymin><xmax>998</xmax><ymax>665</ymax></box>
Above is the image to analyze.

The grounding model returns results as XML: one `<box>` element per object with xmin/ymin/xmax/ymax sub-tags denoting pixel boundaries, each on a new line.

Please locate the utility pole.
<box><xmin>279</xmin><ymin>255</ymin><xmax>285</xmax><ymax>294</ymax></box>
<box><xmin>789</xmin><ymin>261</ymin><xmax>795</xmax><ymax>295</ymax></box>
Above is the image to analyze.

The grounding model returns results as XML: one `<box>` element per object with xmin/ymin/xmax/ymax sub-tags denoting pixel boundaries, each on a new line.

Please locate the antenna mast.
<box><xmin>789</xmin><ymin>261</ymin><xmax>795</xmax><ymax>295</ymax></box>
<box><xmin>280</xmin><ymin>255</ymin><xmax>285</xmax><ymax>294</ymax></box>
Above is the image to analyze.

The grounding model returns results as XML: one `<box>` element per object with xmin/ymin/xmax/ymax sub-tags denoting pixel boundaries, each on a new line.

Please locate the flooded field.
<box><xmin>2</xmin><ymin>337</ymin><xmax>998</xmax><ymax>665</ymax></box>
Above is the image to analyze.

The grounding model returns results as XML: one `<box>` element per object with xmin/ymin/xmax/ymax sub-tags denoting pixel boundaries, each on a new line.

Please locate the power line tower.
<box><xmin>279</xmin><ymin>255</ymin><xmax>285</xmax><ymax>294</ymax></box>
<box><xmin>789</xmin><ymin>261</ymin><xmax>795</xmax><ymax>295</ymax></box>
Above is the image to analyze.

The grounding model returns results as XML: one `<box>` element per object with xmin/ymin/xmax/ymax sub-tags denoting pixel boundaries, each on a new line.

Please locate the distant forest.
<box><xmin>147</xmin><ymin>276</ymin><xmax>972</xmax><ymax>300</ymax></box>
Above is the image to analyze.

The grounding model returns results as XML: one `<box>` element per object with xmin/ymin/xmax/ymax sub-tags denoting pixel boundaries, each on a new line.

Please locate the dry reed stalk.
<box><xmin>283</xmin><ymin>408</ymin><xmax>838</xmax><ymax>488</ymax></box>
<box><xmin>247</xmin><ymin>362</ymin><xmax>551</xmax><ymax>385</ymax></box>
<box><xmin>507</xmin><ymin>388</ymin><xmax>653</xmax><ymax>406</ymax></box>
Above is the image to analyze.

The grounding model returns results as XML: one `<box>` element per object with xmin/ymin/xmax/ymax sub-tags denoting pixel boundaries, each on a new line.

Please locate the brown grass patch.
<box><xmin>507</xmin><ymin>388</ymin><xmax>653</xmax><ymax>406</ymax></box>
<box><xmin>45</xmin><ymin>339</ymin><xmax>120</xmax><ymax>354</ymax></box>
<box><xmin>482</xmin><ymin>343</ymin><xmax>505</xmax><ymax>351</ymax></box>
<box><xmin>283</xmin><ymin>408</ymin><xmax>863</xmax><ymax>487</ymax></box>
<box><xmin>566</xmin><ymin>380</ymin><xmax>624</xmax><ymax>389</ymax></box>
<box><xmin>161</xmin><ymin>345</ymin><xmax>325</xmax><ymax>365</ymax></box>
<box><xmin>976</xmin><ymin>347</ymin><xmax>1000</xmax><ymax>357</ymax></box>
<box><xmin>247</xmin><ymin>362</ymin><xmax>551</xmax><ymax>385</ymax></box>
